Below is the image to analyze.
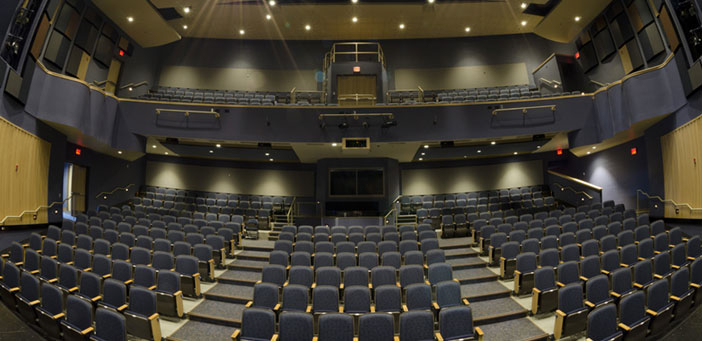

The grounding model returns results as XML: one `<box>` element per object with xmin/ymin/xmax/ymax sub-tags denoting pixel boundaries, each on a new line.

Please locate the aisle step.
<box><xmin>469</xmin><ymin>297</ymin><xmax>529</xmax><ymax>326</ymax></box>
<box><xmin>439</xmin><ymin>237</ymin><xmax>474</xmax><ymax>250</ymax></box>
<box><xmin>477</xmin><ymin>318</ymin><xmax>549</xmax><ymax>341</ymax></box>
<box><xmin>217</xmin><ymin>270</ymin><xmax>261</xmax><ymax>286</ymax></box>
<box><xmin>235</xmin><ymin>250</ymin><xmax>270</xmax><ymax>262</ymax></box>
<box><xmin>204</xmin><ymin>283</ymin><xmax>254</xmax><ymax>304</ymax></box>
<box><xmin>444</xmin><ymin>248</ymin><xmax>479</xmax><ymax>259</ymax></box>
<box><xmin>460</xmin><ymin>282</ymin><xmax>512</xmax><ymax>302</ymax></box>
<box><xmin>168</xmin><ymin>320</ymin><xmax>237</xmax><ymax>341</ymax></box>
<box><xmin>186</xmin><ymin>300</ymin><xmax>245</xmax><ymax>328</ymax></box>
<box><xmin>447</xmin><ymin>257</ymin><xmax>487</xmax><ymax>270</ymax></box>
<box><xmin>452</xmin><ymin>268</ymin><xmax>498</xmax><ymax>284</ymax></box>
<box><xmin>227</xmin><ymin>259</ymin><xmax>267</xmax><ymax>272</ymax></box>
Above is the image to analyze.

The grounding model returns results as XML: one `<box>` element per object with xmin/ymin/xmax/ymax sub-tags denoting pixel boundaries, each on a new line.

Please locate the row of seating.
<box><xmin>270</xmin><ymin>247</ymin><xmax>445</xmax><ymax>272</ymax></box>
<box><xmin>138</xmin><ymin>87</ymin><xmax>286</xmax><ymax>105</ymax></box>
<box><xmin>142</xmin><ymin>186</ymin><xmax>293</xmax><ymax>204</ymax></box>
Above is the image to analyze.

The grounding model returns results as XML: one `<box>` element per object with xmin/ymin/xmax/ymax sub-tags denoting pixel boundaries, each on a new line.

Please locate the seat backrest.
<box><xmin>128</xmin><ymin>286</ymin><xmax>157</xmax><ymax>316</ymax></box>
<box><xmin>428</xmin><ymin>263</ymin><xmax>453</xmax><ymax>285</ymax></box>
<box><xmin>558</xmin><ymin>283</ymin><xmax>584</xmax><ymax>314</ymax></box>
<box><xmin>279</xmin><ymin>311</ymin><xmax>314</xmax><ymax>341</ymax></box>
<box><xmin>611</xmin><ymin>268</ymin><xmax>633</xmax><ymax>295</ymax></box>
<box><xmin>241</xmin><ymin>307</ymin><xmax>276</xmax><ymax>340</ymax></box>
<box><xmin>557</xmin><ymin>261</ymin><xmax>580</xmax><ymax>286</ymax></box>
<box><xmin>619</xmin><ymin>291</ymin><xmax>646</xmax><ymax>326</ymax></box>
<box><xmin>439</xmin><ymin>306</ymin><xmax>474</xmax><ymax>340</ymax></box>
<box><xmin>312</xmin><ymin>285</ymin><xmax>339</xmax><ymax>313</ymax></box>
<box><xmin>647</xmin><ymin>279</ymin><xmax>670</xmax><ymax>312</ymax></box>
<box><xmin>400</xmin><ymin>311</ymin><xmax>435</xmax><ymax>341</ymax></box>
<box><xmin>587</xmin><ymin>304</ymin><xmax>618</xmax><ymax>341</ymax></box>
<box><xmin>375</xmin><ymin>285</ymin><xmax>401</xmax><ymax>313</ymax></box>
<box><xmin>40</xmin><ymin>282</ymin><xmax>63</xmax><ymax>315</ymax></box>
<box><xmin>65</xmin><ymin>295</ymin><xmax>93</xmax><ymax>330</ymax></box>
<box><xmin>435</xmin><ymin>280</ymin><xmax>462</xmax><ymax>308</ymax></box>
<box><xmin>358</xmin><ymin>313</ymin><xmax>395</xmax><ymax>341</ymax></box>
<box><xmin>94</xmin><ymin>307</ymin><xmax>127</xmax><ymax>341</ymax></box>
<box><xmin>534</xmin><ymin>267</ymin><xmax>556</xmax><ymax>290</ymax></box>
<box><xmin>318</xmin><ymin>313</ymin><xmax>354</xmax><ymax>341</ymax></box>
<box><xmin>316</xmin><ymin>266</ymin><xmax>341</xmax><ymax>287</ymax></box>
<box><xmin>344</xmin><ymin>286</ymin><xmax>371</xmax><ymax>313</ymax></box>
<box><xmin>399</xmin><ymin>265</ymin><xmax>425</xmax><ymax>287</ymax></box>
<box><xmin>102</xmin><ymin>279</ymin><xmax>127</xmax><ymax>309</ymax></box>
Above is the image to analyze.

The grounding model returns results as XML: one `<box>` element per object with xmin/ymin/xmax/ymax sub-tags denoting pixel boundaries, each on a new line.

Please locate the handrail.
<box><xmin>590</xmin><ymin>80</ymin><xmax>608</xmax><ymax>87</ymax></box>
<box><xmin>532</xmin><ymin>53</ymin><xmax>557</xmax><ymax>74</ymax></box>
<box><xmin>286</xmin><ymin>197</ymin><xmax>297</xmax><ymax>224</ymax></box>
<box><xmin>0</xmin><ymin>194</ymin><xmax>82</xmax><ymax>226</ymax></box>
<box><xmin>552</xmin><ymin>182</ymin><xmax>594</xmax><ymax>200</ymax></box>
<box><xmin>383</xmin><ymin>207</ymin><xmax>396</xmax><ymax>225</ymax></box>
<box><xmin>328</xmin><ymin>42</ymin><xmax>386</xmax><ymax>68</ymax></box>
<box><xmin>120</xmin><ymin>81</ymin><xmax>149</xmax><ymax>91</ymax></box>
<box><xmin>95</xmin><ymin>184</ymin><xmax>135</xmax><ymax>199</ymax></box>
<box><xmin>548</xmin><ymin>170</ymin><xmax>603</xmax><ymax>191</ymax></box>
<box><xmin>492</xmin><ymin>105</ymin><xmax>556</xmax><ymax>116</ymax></box>
<box><xmin>319</xmin><ymin>112</ymin><xmax>394</xmax><ymax>120</ymax></box>
<box><xmin>593</xmin><ymin>53</ymin><xmax>675</xmax><ymax>95</ymax></box>
<box><xmin>155</xmin><ymin>108</ymin><xmax>220</xmax><ymax>118</ymax></box>
<box><xmin>290</xmin><ymin>87</ymin><xmax>297</xmax><ymax>104</ymax></box>
<box><xmin>392</xmin><ymin>195</ymin><xmax>402</xmax><ymax>205</ymax></box>
<box><xmin>539</xmin><ymin>78</ymin><xmax>562</xmax><ymax>89</ymax></box>
<box><xmin>636</xmin><ymin>190</ymin><xmax>702</xmax><ymax>212</ymax></box>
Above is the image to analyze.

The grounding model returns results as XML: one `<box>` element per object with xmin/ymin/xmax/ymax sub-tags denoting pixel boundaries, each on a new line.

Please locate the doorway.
<box><xmin>63</xmin><ymin>163</ymin><xmax>87</xmax><ymax>216</ymax></box>
<box><xmin>337</xmin><ymin>75</ymin><xmax>377</xmax><ymax>105</ymax></box>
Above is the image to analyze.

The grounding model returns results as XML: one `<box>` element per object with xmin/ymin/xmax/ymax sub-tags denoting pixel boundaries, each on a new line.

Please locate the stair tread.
<box><xmin>438</xmin><ymin>237</ymin><xmax>473</xmax><ymax>248</ymax></box>
<box><xmin>205</xmin><ymin>283</ymin><xmax>254</xmax><ymax>300</ymax></box>
<box><xmin>478</xmin><ymin>318</ymin><xmax>549</xmax><ymax>341</ymax></box>
<box><xmin>453</xmin><ymin>268</ymin><xmax>498</xmax><ymax>281</ymax></box>
<box><xmin>168</xmin><ymin>320</ymin><xmax>237</xmax><ymax>341</ymax></box>
<box><xmin>235</xmin><ymin>250</ymin><xmax>270</xmax><ymax>259</ymax></box>
<box><xmin>469</xmin><ymin>297</ymin><xmax>528</xmax><ymax>322</ymax></box>
<box><xmin>460</xmin><ymin>282</ymin><xmax>511</xmax><ymax>300</ymax></box>
<box><xmin>444</xmin><ymin>248</ymin><xmax>478</xmax><ymax>256</ymax></box>
<box><xmin>446</xmin><ymin>257</ymin><xmax>486</xmax><ymax>267</ymax></box>
<box><xmin>188</xmin><ymin>300</ymin><xmax>246</xmax><ymax>323</ymax></box>
<box><xmin>218</xmin><ymin>270</ymin><xmax>262</xmax><ymax>282</ymax></box>
<box><xmin>229</xmin><ymin>259</ymin><xmax>267</xmax><ymax>269</ymax></box>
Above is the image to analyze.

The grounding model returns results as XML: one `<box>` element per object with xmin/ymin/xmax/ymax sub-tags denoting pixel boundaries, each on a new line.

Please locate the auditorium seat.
<box><xmin>553</xmin><ymin>283</ymin><xmax>588</xmax><ymax>339</ymax></box>
<box><xmin>60</xmin><ymin>295</ymin><xmax>94</xmax><ymax>340</ymax></box>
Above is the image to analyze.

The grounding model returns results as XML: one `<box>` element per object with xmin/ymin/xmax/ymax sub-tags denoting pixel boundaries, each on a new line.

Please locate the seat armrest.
<box><xmin>402</xmin><ymin>304</ymin><xmax>409</xmax><ymax>312</ymax></box>
<box><xmin>671</xmin><ymin>295</ymin><xmax>682</xmax><ymax>302</ymax></box>
<box><xmin>579</xmin><ymin>276</ymin><xmax>589</xmax><ymax>282</ymax></box>
<box><xmin>432</xmin><ymin>302</ymin><xmax>440</xmax><ymax>311</ymax></box>
<box><xmin>555</xmin><ymin>309</ymin><xmax>566</xmax><ymax>317</ymax></box>
<box><xmin>462</xmin><ymin>298</ymin><xmax>470</xmax><ymax>306</ymax></box>
<box><xmin>584</xmin><ymin>300</ymin><xmax>595</xmax><ymax>308</ymax></box>
<box><xmin>618</xmin><ymin>323</ymin><xmax>631</xmax><ymax>331</ymax></box>
<box><xmin>271</xmin><ymin>334</ymin><xmax>279</xmax><ymax>341</ymax></box>
<box><xmin>672</xmin><ymin>265</ymin><xmax>680</xmax><ymax>270</ymax></box>
<box><xmin>475</xmin><ymin>327</ymin><xmax>484</xmax><ymax>341</ymax></box>
<box><xmin>691</xmin><ymin>283</ymin><xmax>701</xmax><ymax>289</ymax></box>
<box><xmin>601</xmin><ymin>270</ymin><xmax>610</xmax><ymax>275</ymax></box>
<box><xmin>435</xmin><ymin>332</ymin><xmax>444</xmax><ymax>341</ymax></box>
<box><xmin>654</xmin><ymin>274</ymin><xmax>663</xmax><ymax>279</ymax></box>
<box><xmin>231</xmin><ymin>329</ymin><xmax>240</xmax><ymax>341</ymax></box>
<box><xmin>556</xmin><ymin>281</ymin><xmax>565</xmax><ymax>287</ymax></box>
<box><xmin>611</xmin><ymin>292</ymin><xmax>621</xmax><ymax>298</ymax></box>
<box><xmin>646</xmin><ymin>309</ymin><xmax>658</xmax><ymax>317</ymax></box>
<box><xmin>633</xmin><ymin>283</ymin><xmax>643</xmax><ymax>289</ymax></box>
<box><xmin>245</xmin><ymin>301</ymin><xmax>253</xmax><ymax>308</ymax></box>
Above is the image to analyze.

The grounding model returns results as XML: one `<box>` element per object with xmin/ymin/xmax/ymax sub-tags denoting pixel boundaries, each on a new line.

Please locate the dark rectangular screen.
<box><xmin>330</xmin><ymin>169</ymin><xmax>383</xmax><ymax>196</ymax></box>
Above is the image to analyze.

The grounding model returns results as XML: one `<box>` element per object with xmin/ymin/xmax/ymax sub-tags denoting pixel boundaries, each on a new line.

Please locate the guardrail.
<box><xmin>491</xmin><ymin>105</ymin><xmax>556</xmax><ymax>116</ymax></box>
<box><xmin>0</xmin><ymin>194</ymin><xmax>82</xmax><ymax>226</ymax></box>
<box><xmin>155</xmin><ymin>108</ymin><xmax>220</xmax><ymax>118</ymax></box>
<box><xmin>95</xmin><ymin>184</ymin><xmax>135</xmax><ymax>199</ymax></box>
<box><xmin>286</xmin><ymin>197</ymin><xmax>297</xmax><ymax>224</ymax></box>
<box><xmin>539</xmin><ymin>78</ymin><xmax>562</xmax><ymax>89</ymax></box>
<box><xmin>636</xmin><ymin>190</ymin><xmax>702</xmax><ymax>214</ymax></box>
<box><xmin>547</xmin><ymin>170</ymin><xmax>602</xmax><ymax>206</ymax></box>
<box><xmin>324</xmin><ymin>42</ymin><xmax>386</xmax><ymax>70</ymax></box>
<box><xmin>386</xmin><ymin>87</ymin><xmax>425</xmax><ymax>103</ymax></box>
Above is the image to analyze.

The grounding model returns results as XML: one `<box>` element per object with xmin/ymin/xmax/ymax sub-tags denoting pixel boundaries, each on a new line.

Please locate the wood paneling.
<box><xmin>0</xmin><ymin>116</ymin><xmax>51</xmax><ymax>225</ymax></box>
<box><xmin>31</xmin><ymin>14</ymin><xmax>51</xmax><ymax>60</ymax></box>
<box><xmin>659</xmin><ymin>5</ymin><xmax>680</xmax><ymax>51</ymax></box>
<box><xmin>661</xmin><ymin>115</ymin><xmax>702</xmax><ymax>219</ymax></box>
<box><xmin>105</xmin><ymin>58</ymin><xmax>121</xmax><ymax>94</ymax></box>
<box><xmin>71</xmin><ymin>165</ymin><xmax>86</xmax><ymax>212</ymax></box>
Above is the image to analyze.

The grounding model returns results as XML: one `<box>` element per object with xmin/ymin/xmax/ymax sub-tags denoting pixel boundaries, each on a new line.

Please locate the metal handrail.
<box><xmin>327</xmin><ymin>42</ymin><xmax>386</xmax><ymax>68</ymax></box>
<box><xmin>539</xmin><ymin>78</ymin><xmax>562</xmax><ymax>89</ymax></box>
<box><xmin>290</xmin><ymin>89</ymin><xmax>326</xmax><ymax>105</ymax></box>
<box><xmin>386</xmin><ymin>87</ymin><xmax>424</xmax><ymax>102</ymax></box>
<box><xmin>95</xmin><ymin>184</ymin><xmax>135</xmax><ymax>199</ymax></box>
<box><xmin>548</xmin><ymin>170</ymin><xmax>603</xmax><ymax>191</ymax></box>
<box><xmin>286</xmin><ymin>197</ymin><xmax>297</xmax><ymax>224</ymax></box>
<box><xmin>636</xmin><ymin>190</ymin><xmax>702</xmax><ymax>212</ymax></box>
<box><xmin>590</xmin><ymin>80</ymin><xmax>608</xmax><ymax>87</ymax></box>
<box><xmin>0</xmin><ymin>194</ymin><xmax>82</xmax><ymax>226</ymax></box>
<box><xmin>120</xmin><ymin>81</ymin><xmax>149</xmax><ymax>91</ymax></box>
<box><xmin>319</xmin><ymin>112</ymin><xmax>394</xmax><ymax>120</ymax></box>
<box><xmin>492</xmin><ymin>105</ymin><xmax>556</xmax><ymax>116</ymax></box>
<box><xmin>383</xmin><ymin>207</ymin><xmax>397</xmax><ymax>225</ymax></box>
<box><xmin>155</xmin><ymin>108</ymin><xmax>220</xmax><ymax>118</ymax></box>
<box><xmin>553</xmin><ymin>183</ymin><xmax>594</xmax><ymax>200</ymax></box>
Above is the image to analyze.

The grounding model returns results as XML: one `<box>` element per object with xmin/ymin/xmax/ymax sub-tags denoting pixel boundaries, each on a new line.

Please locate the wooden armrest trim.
<box><xmin>618</xmin><ymin>323</ymin><xmax>631</xmax><ymax>331</ymax></box>
<box><xmin>646</xmin><ymin>309</ymin><xmax>658</xmax><ymax>316</ymax></box>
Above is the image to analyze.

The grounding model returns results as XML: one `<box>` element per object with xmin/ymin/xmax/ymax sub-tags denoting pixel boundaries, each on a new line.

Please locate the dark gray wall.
<box><xmin>0</xmin><ymin>0</ymin><xmax>22</xmax><ymax>42</ymax></box>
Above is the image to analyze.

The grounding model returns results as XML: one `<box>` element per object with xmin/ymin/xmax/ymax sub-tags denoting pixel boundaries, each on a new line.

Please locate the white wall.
<box><xmin>393</xmin><ymin>63</ymin><xmax>529</xmax><ymax>90</ymax></box>
<box><xmin>158</xmin><ymin>65</ymin><xmax>317</xmax><ymax>92</ymax></box>
<box><xmin>146</xmin><ymin>161</ymin><xmax>315</xmax><ymax>197</ymax></box>
<box><xmin>401</xmin><ymin>160</ymin><xmax>543</xmax><ymax>195</ymax></box>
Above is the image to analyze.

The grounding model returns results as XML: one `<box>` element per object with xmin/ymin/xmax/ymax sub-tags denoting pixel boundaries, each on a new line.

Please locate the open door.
<box><xmin>64</xmin><ymin>163</ymin><xmax>86</xmax><ymax>214</ymax></box>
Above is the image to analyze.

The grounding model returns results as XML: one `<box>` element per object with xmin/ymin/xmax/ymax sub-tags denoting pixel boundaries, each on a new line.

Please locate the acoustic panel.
<box><xmin>93</xmin><ymin>34</ymin><xmax>114</xmax><ymax>67</ymax></box>
<box><xmin>628</xmin><ymin>0</ymin><xmax>654</xmax><ymax>32</ymax></box>
<box><xmin>606</xmin><ymin>1</ymin><xmax>625</xmax><ymax>22</ymax></box>
<box><xmin>639</xmin><ymin>23</ymin><xmax>665</xmax><ymax>61</ymax></box>
<box><xmin>594</xmin><ymin>28</ymin><xmax>617</xmax><ymax>61</ymax></box>
<box><xmin>101</xmin><ymin>24</ymin><xmax>118</xmax><ymax>43</ymax></box>
<box><xmin>576</xmin><ymin>31</ymin><xmax>592</xmax><ymax>50</ymax></box>
<box><xmin>579</xmin><ymin>42</ymin><xmax>599</xmax><ymax>73</ymax></box>
<box><xmin>659</xmin><ymin>5</ymin><xmax>680</xmax><ymax>51</ymax></box>
<box><xmin>30</xmin><ymin>14</ymin><xmax>51</xmax><ymax>60</ymax></box>
<box><xmin>54</xmin><ymin>3</ymin><xmax>80</xmax><ymax>39</ymax></box>
<box><xmin>74</xmin><ymin>21</ymin><xmax>99</xmax><ymax>53</ymax></box>
<box><xmin>612</xmin><ymin>13</ymin><xmax>635</xmax><ymax>47</ymax></box>
<box><xmin>82</xmin><ymin>6</ymin><xmax>102</xmax><ymax>28</ymax></box>
<box><xmin>65</xmin><ymin>46</ymin><xmax>84</xmax><ymax>77</ymax></box>
<box><xmin>45</xmin><ymin>0</ymin><xmax>61</xmax><ymax>20</ymax></box>
<box><xmin>43</xmin><ymin>30</ymin><xmax>71</xmax><ymax>68</ymax></box>
<box><xmin>619</xmin><ymin>39</ymin><xmax>644</xmax><ymax>74</ymax></box>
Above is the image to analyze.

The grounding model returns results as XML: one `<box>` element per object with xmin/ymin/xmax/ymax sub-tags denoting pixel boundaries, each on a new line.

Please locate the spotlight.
<box><xmin>265</xmin><ymin>152</ymin><xmax>270</xmax><ymax>156</ymax></box>
<box><xmin>266</xmin><ymin>14</ymin><xmax>272</xmax><ymax>20</ymax></box>
<box><xmin>521</xmin><ymin>2</ymin><xmax>527</xmax><ymax>9</ymax></box>
<box><xmin>209</xmin><ymin>150</ymin><xmax>213</xmax><ymax>154</ymax></box>
<box><xmin>491</xmin><ymin>141</ymin><xmax>496</xmax><ymax>145</ymax></box>
<box><xmin>418</xmin><ymin>158</ymin><xmax>423</xmax><ymax>161</ymax></box>
<box><xmin>352</xmin><ymin>17</ymin><xmax>358</xmax><ymax>23</ymax></box>
<box><xmin>305</xmin><ymin>24</ymin><xmax>311</xmax><ymax>31</ymax></box>
<box><xmin>331</xmin><ymin>143</ymin><xmax>338</xmax><ymax>147</ymax></box>
<box><xmin>269</xmin><ymin>0</ymin><xmax>276</xmax><ymax>6</ymax></box>
<box><xmin>127</xmin><ymin>17</ymin><xmax>134</xmax><ymax>23</ymax></box>
<box><xmin>216</xmin><ymin>144</ymin><xmax>221</xmax><ymax>148</ymax></box>
<box><xmin>152</xmin><ymin>145</ymin><xmax>156</xmax><ymax>149</ymax></box>
<box><xmin>269</xmin><ymin>158</ymin><xmax>274</xmax><ymax>161</ymax></box>
<box><xmin>399</xmin><ymin>23</ymin><xmax>405</xmax><ymax>30</ymax></box>
<box><xmin>239</xmin><ymin>29</ymin><xmax>245</xmax><ymax>35</ymax></box>
<box><xmin>352</xmin><ymin>0</ymin><xmax>358</xmax><ymax>3</ymax></box>
<box><xmin>465</xmin><ymin>27</ymin><xmax>471</xmax><ymax>33</ymax></box>
<box><xmin>118</xmin><ymin>151</ymin><xmax>123</xmax><ymax>154</ymax></box>
<box><xmin>428</xmin><ymin>0</ymin><xmax>435</xmax><ymax>3</ymax></box>
<box><xmin>423</xmin><ymin>145</ymin><xmax>429</xmax><ymax>149</ymax></box>
<box><xmin>184</xmin><ymin>6</ymin><xmax>191</xmax><ymax>14</ymax></box>
<box><xmin>182</xmin><ymin>25</ymin><xmax>188</xmax><ymax>30</ymax></box>
<box><xmin>338</xmin><ymin>122</ymin><xmax>349</xmax><ymax>129</ymax></box>
<box><xmin>575</xmin><ymin>16</ymin><xmax>581</xmax><ymax>22</ymax></box>
<box><xmin>477</xmin><ymin>150</ymin><xmax>481</xmax><ymax>153</ymax></box>
<box><xmin>521</xmin><ymin>20</ymin><xmax>527</xmax><ymax>26</ymax></box>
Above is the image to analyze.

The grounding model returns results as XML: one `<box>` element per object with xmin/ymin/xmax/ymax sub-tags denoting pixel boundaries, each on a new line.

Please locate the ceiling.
<box><xmin>95</xmin><ymin>0</ymin><xmax>613</xmax><ymax>44</ymax></box>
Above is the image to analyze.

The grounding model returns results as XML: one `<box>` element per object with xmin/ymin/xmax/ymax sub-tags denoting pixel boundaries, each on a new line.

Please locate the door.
<box><xmin>64</xmin><ymin>163</ymin><xmax>87</xmax><ymax>214</ymax></box>
<box><xmin>337</xmin><ymin>75</ymin><xmax>376</xmax><ymax>105</ymax></box>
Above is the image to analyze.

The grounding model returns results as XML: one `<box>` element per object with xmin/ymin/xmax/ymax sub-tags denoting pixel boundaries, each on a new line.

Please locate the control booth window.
<box><xmin>329</xmin><ymin>168</ymin><xmax>384</xmax><ymax>196</ymax></box>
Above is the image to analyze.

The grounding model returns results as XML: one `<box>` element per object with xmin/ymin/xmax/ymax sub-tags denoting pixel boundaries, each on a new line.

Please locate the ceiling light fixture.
<box><xmin>269</xmin><ymin>0</ymin><xmax>276</xmax><ymax>6</ymax></box>
<box><xmin>428</xmin><ymin>0</ymin><xmax>435</xmax><ymax>3</ymax></box>
<box><xmin>421</xmin><ymin>152</ymin><xmax>425</xmax><ymax>156</ymax></box>
<box><xmin>152</xmin><ymin>145</ymin><xmax>156</xmax><ymax>149</ymax></box>
<box><xmin>575</xmin><ymin>16</ymin><xmax>581</xmax><ymax>22</ymax></box>
<box><xmin>464</xmin><ymin>155</ymin><xmax>467</xmax><ymax>158</ymax></box>
<box><xmin>418</xmin><ymin>158</ymin><xmax>423</xmax><ymax>161</ymax></box>
<box><xmin>265</xmin><ymin>152</ymin><xmax>270</xmax><ymax>156</ymax></box>
<box><xmin>399</xmin><ymin>23</ymin><xmax>405</xmax><ymax>30</ymax></box>
<box><xmin>465</xmin><ymin>27</ymin><xmax>471</xmax><ymax>32</ymax></box>
<box><xmin>216</xmin><ymin>144</ymin><xmax>221</xmax><ymax>148</ymax></box>
<box><xmin>305</xmin><ymin>24</ymin><xmax>311</xmax><ymax>31</ymax></box>
<box><xmin>184</xmin><ymin>7</ymin><xmax>190</xmax><ymax>14</ymax></box>
<box><xmin>477</xmin><ymin>150</ymin><xmax>482</xmax><ymax>153</ymax></box>
<box><xmin>352</xmin><ymin>0</ymin><xmax>358</xmax><ymax>3</ymax></box>
<box><xmin>183</xmin><ymin>25</ymin><xmax>188</xmax><ymax>30</ymax></box>
<box><xmin>537</xmin><ymin>146</ymin><xmax>541</xmax><ymax>149</ymax></box>
<box><xmin>513</xmin><ymin>152</ymin><xmax>518</xmax><ymax>155</ymax></box>
<box><xmin>128</xmin><ymin>87</ymin><xmax>133</xmax><ymax>91</ymax></box>
<box><xmin>521</xmin><ymin>2</ymin><xmax>527</xmax><ymax>9</ymax></box>
<box><xmin>118</xmin><ymin>151</ymin><xmax>123</xmax><ymax>154</ymax></box>
<box><xmin>592</xmin><ymin>146</ymin><xmax>597</xmax><ymax>149</ymax></box>
<box><xmin>587</xmin><ymin>151</ymin><xmax>591</xmax><ymax>155</ymax></box>
<box><xmin>269</xmin><ymin>158</ymin><xmax>274</xmax><ymax>162</ymax></box>
<box><xmin>209</xmin><ymin>150</ymin><xmax>213</xmax><ymax>154</ymax></box>
<box><xmin>491</xmin><ymin>141</ymin><xmax>496</xmax><ymax>145</ymax></box>
<box><xmin>521</xmin><ymin>20</ymin><xmax>527</xmax><ymax>26</ymax></box>
<box><xmin>266</xmin><ymin>14</ymin><xmax>272</xmax><ymax>20</ymax></box>
<box><xmin>352</xmin><ymin>17</ymin><xmax>358</xmax><ymax>23</ymax></box>
<box><xmin>239</xmin><ymin>29</ymin><xmax>245</xmax><ymax>35</ymax></box>
<box><xmin>331</xmin><ymin>143</ymin><xmax>338</xmax><ymax>147</ymax></box>
<box><xmin>127</xmin><ymin>17</ymin><xmax>134</xmax><ymax>23</ymax></box>
<box><xmin>164</xmin><ymin>152</ymin><xmax>169</xmax><ymax>155</ymax></box>
<box><xmin>423</xmin><ymin>144</ymin><xmax>429</xmax><ymax>149</ymax></box>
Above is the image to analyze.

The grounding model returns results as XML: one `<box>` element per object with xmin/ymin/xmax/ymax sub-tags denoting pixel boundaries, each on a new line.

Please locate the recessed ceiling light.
<box><xmin>118</xmin><ymin>151</ymin><xmax>123</xmax><ymax>154</ymax></box>
<box><xmin>239</xmin><ymin>29</ymin><xmax>245</xmax><ymax>35</ymax></box>
<box><xmin>127</xmin><ymin>17</ymin><xmax>134</xmax><ymax>23</ymax></box>
<box><xmin>428</xmin><ymin>0</ymin><xmax>435</xmax><ymax>3</ymax></box>
<box><xmin>465</xmin><ymin>27</ymin><xmax>471</xmax><ymax>32</ymax></box>
<box><xmin>269</xmin><ymin>158</ymin><xmax>274</xmax><ymax>161</ymax></box>
<box><xmin>423</xmin><ymin>144</ymin><xmax>429</xmax><ymax>149</ymax></box>
<box><xmin>331</xmin><ymin>143</ymin><xmax>338</xmax><ymax>147</ymax></box>
<box><xmin>491</xmin><ymin>141</ymin><xmax>496</xmax><ymax>145</ymax></box>
<box><xmin>587</xmin><ymin>151</ymin><xmax>591</xmax><ymax>155</ymax></box>
<box><xmin>305</xmin><ymin>24</ymin><xmax>311</xmax><ymax>31</ymax></box>
<box><xmin>183</xmin><ymin>7</ymin><xmax>190</xmax><ymax>14</ymax></box>
<box><xmin>152</xmin><ymin>145</ymin><xmax>156</xmax><ymax>149</ymax></box>
<box><xmin>265</xmin><ymin>152</ymin><xmax>270</xmax><ymax>156</ymax></box>
<box><xmin>592</xmin><ymin>146</ymin><xmax>597</xmax><ymax>149</ymax></box>
<box><xmin>209</xmin><ymin>150</ymin><xmax>213</xmax><ymax>154</ymax></box>
<box><xmin>216</xmin><ymin>144</ymin><xmax>221</xmax><ymax>148</ymax></box>
<box><xmin>575</xmin><ymin>16</ymin><xmax>581</xmax><ymax>22</ymax></box>
<box><xmin>421</xmin><ymin>152</ymin><xmax>425</xmax><ymax>156</ymax></box>
<box><xmin>521</xmin><ymin>2</ymin><xmax>527</xmax><ymax>9</ymax></box>
<box><xmin>399</xmin><ymin>23</ymin><xmax>405</xmax><ymax>30</ymax></box>
<box><xmin>418</xmin><ymin>158</ymin><xmax>423</xmax><ymax>161</ymax></box>
<box><xmin>537</xmin><ymin>146</ymin><xmax>541</xmax><ymax>149</ymax></box>
<box><xmin>513</xmin><ymin>152</ymin><xmax>518</xmax><ymax>155</ymax></box>
<box><xmin>477</xmin><ymin>150</ymin><xmax>482</xmax><ymax>153</ymax></box>
<box><xmin>183</xmin><ymin>25</ymin><xmax>188</xmax><ymax>30</ymax></box>
<box><xmin>521</xmin><ymin>20</ymin><xmax>527</xmax><ymax>26</ymax></box>
<box><xmin>266</xmin><ymin>14</ymin><xmax>272</xmax><ymax>20</ymax></box>
<box><xmin>128</xmin><ymin>87</ymin><xmax>133</xmax><ymax>91</ymax></box>
<box><xmin>352</xmin><ymin>0</ymin><xmax>358</xmax><ymax>3</ymax></box>
<box><xmin>269</xmin><ymin>0</ymin><xmax>276</xmax><ymax>6</ymax></box>
<box><xmin>352</xmin><ymin>17</ymin><xmax>358</xmax><ymax>23</ymax></box>
<box><xmin>464</xmin><ymin>155</ymin><xmax>467</xmax><ymax>158</ymax></box>
<box><xmin>164</xmin><ymin>152</ymin><xmax>169</xmax><ymax>155</ymax></box>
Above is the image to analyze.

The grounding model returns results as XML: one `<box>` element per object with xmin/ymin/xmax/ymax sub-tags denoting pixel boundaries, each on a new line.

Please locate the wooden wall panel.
<box><xmin>661</xmin><ymin>115</ymin><xmax>702</xmax><ymax>219</ymax></box>
<box><xmin>0</xmin><ymin>116</ymin><xmax>51</xmax><ymax>225</ymax></box>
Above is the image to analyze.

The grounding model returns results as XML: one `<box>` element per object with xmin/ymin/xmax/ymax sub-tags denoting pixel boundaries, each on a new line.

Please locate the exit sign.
<box><xmin>353</xmin><ymin>66</ymin><xmax>361</xmax><ymax>73</ymax></box>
